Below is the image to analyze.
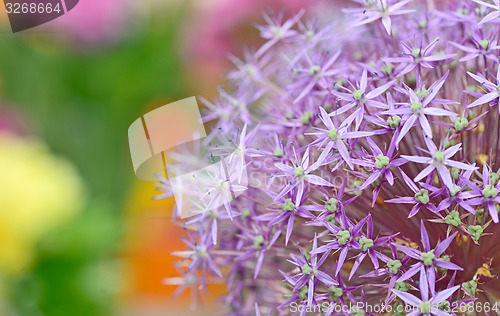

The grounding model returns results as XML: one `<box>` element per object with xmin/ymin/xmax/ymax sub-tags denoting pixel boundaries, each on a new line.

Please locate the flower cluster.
<box><xmin>159</xmin><ymin>1</ymin><xmax>500</xmax><ymax>315</ymax></box>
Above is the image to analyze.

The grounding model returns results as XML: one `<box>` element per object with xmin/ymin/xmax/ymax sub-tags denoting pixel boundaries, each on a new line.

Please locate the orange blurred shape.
<box><xmin>121</xmin><ymin>179</ymin><xmax>226</xmax><ymax>310</ymax></box>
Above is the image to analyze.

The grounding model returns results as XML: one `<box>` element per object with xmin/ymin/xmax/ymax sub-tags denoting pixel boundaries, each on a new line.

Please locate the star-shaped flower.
<box><xmin>472</xmin><ymin>0</ymin><xmax>500</xmax><ymax>24</ymax></box>
<box><xmin>383</xmin><ymin>71</ymin><xmax>457</xmax><ymax>146</ymax></box>
<box><xmin>394</xmin><ymin>221</ymin><xmax>462</xmax><ymax>295</ymax></box>
<box><xmin>392</xmin><ymin>267</ymin><xmax>460</xmax><ymax>316</ymax></box>
<box><xmin>384</xmin><ymin>39</ymin><xmax>456</xmax><ymax>77</ymax></box>
<box><xmin>466</xmin><ymin>68</ymin><xmax>500</xmax><ymax>113</ymax></box>
<box><xmin>308</xmin><ymin>106</ymin><xmax>378</xmax><ymax>169</ymax></box>
<box><xmin>386</xmin><ymin>169</ymin><xmax>439</xmax><ymax>217</ymax></box>
<box><xmin>458</xmin><ymin>163</ymin><xmax>500</xmax><ymax>223</ymax></box>
<box><xmin>350</xmin><ymin>0</ymin><xmax>414</xmax><ymax>35</ymax></box>
<box><xmin>402</xmin><ymin>137</ymin><xmax>477</xmax><ymax>191</ymax></box>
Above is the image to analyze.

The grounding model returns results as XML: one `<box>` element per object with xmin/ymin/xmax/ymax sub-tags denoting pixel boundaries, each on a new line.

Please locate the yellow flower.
<box><xmin>0</xmin><ymin>133</ymin><xmax>84</xmax><ymax>275</ymax></box>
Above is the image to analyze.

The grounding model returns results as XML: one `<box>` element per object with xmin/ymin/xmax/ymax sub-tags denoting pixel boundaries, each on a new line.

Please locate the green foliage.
<box><xmin>0</xmin><ymin>7</ymin><xmax>187</xmax><ymax>315</ymax></box>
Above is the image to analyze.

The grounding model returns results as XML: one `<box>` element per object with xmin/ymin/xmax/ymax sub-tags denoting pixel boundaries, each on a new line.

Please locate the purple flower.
<box><xmin>316</xmin><ymin>274</ymin><xmax>360</xmax><ymax>316</ymax></box>
<box><xmin>352</xmin><ymin>135</ymin><xmax>407</xmax><ymax>192</ymax></box>
<box><xmin>402</xmin><ymin>137</ymin><xmax>477</xmax><ymax>191</ymax></box>
<box><xmin>158</xmin><ymin>2</ymin><xmax>500</xmax><ymax>312</ymax></box>
<box><xmin>186</xmin><ymin>200</ymin><xmax>240</xmax><ymax>245</ymax></box>
<box><xmin>311</xmin><ymin>211</ymin><xmax>370</xmax><ymax>276</ymax></box>
<box><xmin>274</xmin><ymin>147</ymin><xmax>334</xmax><ymax>202</ymax></box>
<box><xmin>236</xmin><ymin>222</ymin><xmax>280</xmax><ymax>279</ymax></box>
<box><xmin>289</xmin><ymin>49</ymin><xmax>343</xmax><ymax>103</ymax></box>
<box><xmin>201</xmin><ymin>162</ymin><xmax>248</xmax><ymax>219</ymax></box>
<box><xmin>426</xmin><ymin>168</ymin><xmax>478</xmax><ymax>215</ymax></box>
<box><xmin>467</xmin><ymin>68</ymin><xmax>500</xmax><ymax>113</ymax></box>
<box><xmin>384</xmin><ymin>71</ymin><xmax>457</xmax><ymax>146</ymax></box>
<box><xmin>308</xmin><ymin>106</ymin><xmax>377</xmax><ymax>169</ymax></box>
<box><xmin>458</xmin><ymin>163</ymin><xmax>500</xmax><ymax>223</ymax></box>
<box><xmin>394</xmin><ymin>221</ymin><xmax>462</xmax><ymax>295</ymax></box>
<box><xmin>171</xmin><ymin>229</ymin><xmax>222</xmax><ymax>289</ymax></box>
<box><xmin>256</xmin><ymin>190</ymin><xmax>317</xmax><ymax>245</ymax></box>
<box><xmin>451</xmin><ymin>32</ymin><xmax>500</xmax><ymax>62</ymax></box>
<box><xmin>348</xmin><ymin>214</ymin><xmax>397</xmax><ymax>279</ymax></box>
<box><xmin>280</xmin><ymin>234</ymin><xmax>337</xmax><ymax>306</ymax></box>
<box><xmin>332</xmin><ymin>69</ymin><xmax>396</xmax><ymax>130</ymax></box>
<box><xmin>384</xmin><ymin>39</ymin><xmax>456</xmax><ymax>77</ymax></box>
<box><xmin>350</xmin><ymin>0</ymin><xmax>415</xmax><ymax>35</ymax></box>
<box><xmin>255</xmin><ymin>10</ymin><xmax>304</xmax><ymax>58</ymax></box>
<box><xmin>472</xmin><ymin>0</ymin><xmax>500</xmax><ymax>24</ymax></box>
<box><xmin>392</xmin><ymin>267</ymin><xmax>460</xmax><ymax>316</ymax></box>
<box><xmin>361</xmin><ymin>243</ymin><xmax>412</xmax><ymax>304</ymax></box>
<box><xmin>386</xmin><ymin>169</ymin><xmax>439</xmax><ymax>217</ymax></box>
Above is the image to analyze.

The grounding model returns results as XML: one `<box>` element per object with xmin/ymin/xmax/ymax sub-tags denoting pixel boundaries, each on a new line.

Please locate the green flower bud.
<box><xmin>411</xmin><ymin>101</ymin><xmax>423</xmax><ymax>114</ymax></box>
<box><xmin>303</xmin><ymin>30</ymin><xmax>314</xmax><ymax>40</ymax></box>
<box><xmin>387</xmin><ymin>259</ymin><xmax>402</xmax><ymax>274</ymax></box>
<box><xmin>328</xmin><ymin>286</ymin><xmax>343</xmax><ymax>301</ymax></box>
<box><xmin>482</xmin><ymin>184</ymin><xmax>498</xmax><ymax>198</ymax></box>
<box><xmin>387</xmin><ymin>115</ymin><xmax>402</xmax><ymax>128</ymax></box>
<box><xmin>195</xmin><ymin>246</ymin><xmax>208</xmax><ymax>258</ymax></box>
<box><xmin>280</xmin><ymin>198</ymin><xmax>295</xmax><ymax>212</ymax></box>
<box><xmin>416</xmin><ymin>88</ymin><xmax>429</xmax><ymax>99</ymax></box>
<box><xmin>328</xmin><ymin>128</ymin><xmax>338</xmax><ymax>140</ymax></box>
<box><xmin>445</xmin><ymin>210</ymin><xmax>461</xmax><ymax>226</ymax></box>
<box><xmin>300</xmin><ymin>111</ymin><xmax>313</xmax><ymax>124</ymax></box>
<box><xmin>336</xmin><ymin>230</ymin><xmax>351</xmax><ymax>245</ymax></box>
<box><xmin>462</xmin><ymin>280</ymin><xmax>477</xmax><ymax>296</ymax></box>
<box><xmin>353</xmin><ymin>89</ymin><xmax>365</xmax><ymax>100</ymax></box>
<box><xmin>273</xmin><ymin>148</ymin><xmax>284</xmax><ymax>160</ymax></box>
<box><xmin>359</xmin><ymin>237</ymin><xmax>374</xmax><ymax>251</ymax></box>
<box><xmin>216</xmin><ymin>179</ymin><xmax>230</xmax><ymax>191</ymax></box>
<box><xmin>241</xmin><ymin>208</ymin><xmax>251</xmax><ymax>220</ymax></box>
<box><xmin>350</xmin><ymin>180</ymin><xmax>363</xmax><ymax>195</ymax></box>
<box><xmin>325</xmin><ymin>198</ymin><xmax>339</xmax><ymax>212</ymax></box>
<box><xmin>454</xmin><ymin>117</ymin><xmax>469</xmax><ymax>131</ymax></box>
<box><xmin>490</xmin><ymin>172</ymin><xmax>499</xmax><ymax>185</ymax></box>
<box><xmin>392</xmin><ymin>301</ymin><xmax>406</xmax><ymax>316</ymax></box>
<box><xmin>439</xmin><ymin>300</ymin><xmax>451</xmax><ymax>312</ymax></box>
<box><xmin>420</xmin><ymin>301</ymin><xmax>431</xmax><ymax>314</ymax></box>
<box><xmin>375</xmin><ymin>154</ymin><xmax>390</xmax><ymax>169</ymax></box>
<box><xmin>293</xmin><ymin>166</ymin><xmax>304</xmax><ymax>176</ymax></box>
<box><xmin>412</xmin><ymin>48</ymin><xmax>422</xmax><ymax>58</ymax></box>
<box><xmin>309</xmin><ymin>65</ymin><xmax>321</xmax><ymax>76</ymax></box>
<box><xmin>326</xmin><ymin>214</ymin><xmax>339</xmax><ymax>226</ymax></box>
<box><xmin>415</xmin><ymin>189</ymin><xmax>430</xmax><ymax>204</ymax></box>
<box><xmin>476</xmin><ymin>208</ymin><xmax>484</xmax><ymax>221</ymax></box>
<box><xmin>433</xmin><ymin>151</ymin><xmax>445</xmax><ymax>162</ymax></box>
<box><xmin>301</xmin><ymin>264</ymin><xmax>313</xmax><ymax>275</ymax></box>
<box><xmin>478</xmin><ymin>39</ymin><xmax>490</xmax><ymax>50</ymax></box>
<box><xmin>420</xmin><ymin>250</ymin><xmax>435</xmax><ymax>266</ymax></box>
<box><xmin>450</xmin><ymin>184</ymin><xmax>461</xmax><ymax>196</ymax></box>
<box><xmin>381</xmin><ymin>63</ymin><xmax>394</xmax><ymax>75</ymax></box>
<box><xmin>298</xmin><ymin>286</ymin><xmax>308</xmax><ymax>299</ymax></box>
<box><xmin>394</xmin><ymin>281</ymin><xmax>409</xmax><ymax>292</ymax></box>
<box><xmin>254</xmin><ymin>235</ymin><xmax>265</xmax><ymax>249</ymax></box>
<box><xmin>333</xmin><ymin>78</ymin><xmax>346</xmax><ymax>90</ymax></box>
<box><xmin>350</xmin><ymin>306</ymin><xmax>366</xmax><ymax>316</ymax></box>
<box><xmin>468</xmin><ymin>225</ymin><xmax>483</xmax><ymax>241</ymax></box>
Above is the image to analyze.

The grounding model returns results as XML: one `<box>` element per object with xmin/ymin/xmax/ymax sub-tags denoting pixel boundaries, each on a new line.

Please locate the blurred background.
<box><xmin>0</xmin><ymin>0</ymin><xmax>317</xmax><ymax>315</ymax></box>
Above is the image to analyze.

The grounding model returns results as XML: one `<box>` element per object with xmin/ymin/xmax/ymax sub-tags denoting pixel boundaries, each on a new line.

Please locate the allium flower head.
<box><xmin>156</xmin><ymin>1</ymin><xmax>500</xmax><ymax>315</ymax></box>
